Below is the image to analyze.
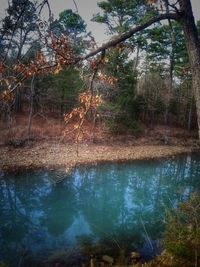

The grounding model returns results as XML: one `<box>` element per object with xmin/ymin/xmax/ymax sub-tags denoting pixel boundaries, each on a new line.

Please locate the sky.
<box><xmin>0</xmin><ymin>0</ymin><xmax>200</xmax><ymax>45</ymax></box>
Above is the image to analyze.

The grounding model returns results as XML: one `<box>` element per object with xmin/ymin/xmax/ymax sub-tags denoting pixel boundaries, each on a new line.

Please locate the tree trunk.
<box><xmin>14</xmin><ymin>88</ymin><xmax>22</xmax><ymax>112</ymax></box>
<box><xmin>27</xmin><ymin>77</ymin><xmax>35</xmax><ymax>140</ymax></box>
<box><xmin>187</xmin><ymin>100</ymin><xmax>192</xmax><ymax>131</ymax></box>
<box><xmin>165</xmin><ymin>53</ymin><xmax>174</xmax><ymax>125</ymax></box>
<box><xmin>179</xmin><ymin>0</ymin><xmax>200</xmax><ymax>139</ymax></box>
<box><xmin>133</xmin><ymin>44</ymin><xmax>140</xmax><ymax>72</ymax></box>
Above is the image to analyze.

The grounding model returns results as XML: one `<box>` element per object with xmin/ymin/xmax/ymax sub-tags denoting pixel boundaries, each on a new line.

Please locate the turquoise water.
<box><xmin>0</xmin><ymin>153</ymin><xmax>200</xmax><ymax>266</ymax></box>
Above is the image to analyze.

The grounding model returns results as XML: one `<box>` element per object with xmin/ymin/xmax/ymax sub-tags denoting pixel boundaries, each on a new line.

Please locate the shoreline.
<box><xmin>0</xmin><ymin>142</ymin><xmax>199</xmax><ymax>173</ymax></box>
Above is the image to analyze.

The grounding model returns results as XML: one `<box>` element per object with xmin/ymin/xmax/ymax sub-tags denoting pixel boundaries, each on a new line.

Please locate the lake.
<box><xmin>0</xmin><ymin>153</ymin><xmax>200</xmax><ymax>266</ymax></box>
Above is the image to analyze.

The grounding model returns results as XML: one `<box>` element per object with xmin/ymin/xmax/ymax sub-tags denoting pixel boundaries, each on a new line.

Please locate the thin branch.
<box><xmin>168</xmin><ymin>2</ymin><xmax>180</xmax><ymax>14</ymax></box>
<box><xmin>72</xmin><ymin>0</ymin><xmax>79</xmax><ymax>13</ymax></box>
<box><xmin>38</xmin><ymin>0</ymin><xmax>52</xmax><ymax>19</ymax></box>
<box><xmin>0</xmin><ymin>76</ymin><xmax>27</xmax><ymax>102</ymax></box>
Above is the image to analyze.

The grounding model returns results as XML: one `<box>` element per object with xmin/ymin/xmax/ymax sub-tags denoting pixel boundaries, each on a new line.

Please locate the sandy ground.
<box><xmin>0</xmin><ymin>141</ymin><xmax>198</xmax><ymax>173</ymax></box>
<box><xmin>0</xmin><ymin>117</ymin><xmax>199</xmax><ymax>172</ymax></box>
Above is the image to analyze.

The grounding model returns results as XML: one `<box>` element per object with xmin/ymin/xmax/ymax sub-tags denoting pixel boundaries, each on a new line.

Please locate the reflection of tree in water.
<box><xmin>40</xmin><ymin>176</ymin><xmax>77</xmax><ymax>236</ymax></box>
<box><xmin>0</xmin><ymin>154</ymin><xmax>200</xmax><ymax>266</ymax></box>
<box><xmin>74</xmin><ymin>154</ymin><xmax>200</xmax><ymax>255</ymax></box>
<box><xmin>0</xmin><ymin>171</ymin><xmax>52</xmax><ymax>266</ymax></box>
<box><xmin>74</xmin><ymin>165</ymin><xmax>153</xmax><ymax>254</ymax></box>
<box><xmin>74</xmin><ymin>165</ymin><xmax>143</xmax><ymax>255</ymax></box>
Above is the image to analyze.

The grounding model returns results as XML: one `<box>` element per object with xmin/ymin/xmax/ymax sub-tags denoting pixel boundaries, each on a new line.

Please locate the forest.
<box><xmin>0</xmin><ymin>0</ymin><xmax>200</xmax><ymax>146</ymax></box>
<box><xmin>0</xmin><ymin>0</ymin><xmax>200</xmax><ymax>266</ymax></box>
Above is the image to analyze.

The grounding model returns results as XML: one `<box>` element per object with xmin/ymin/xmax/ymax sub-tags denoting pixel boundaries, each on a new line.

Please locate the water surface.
<box><xmin>0</xmin><ymin>153</ymin><xmax>200</xmax><ymax>266</ymax></box>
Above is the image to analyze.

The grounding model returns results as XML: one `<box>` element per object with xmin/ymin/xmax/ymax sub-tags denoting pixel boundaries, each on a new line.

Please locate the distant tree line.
<box><xmin>0</xmin><ymin>0</ymin><xmax>199</xmax><ymax>141</ymax></box>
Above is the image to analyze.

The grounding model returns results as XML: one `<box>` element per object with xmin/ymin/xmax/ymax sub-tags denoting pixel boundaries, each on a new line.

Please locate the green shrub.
<box><xmin>163</xmin><ymin>193</ymin><xmax>200</xmax><ymax>266</ymax></box>
<box><xmin>137</xmin><ymin>194</ymin><xmax>200</xmax><ymax>267</ymax></box>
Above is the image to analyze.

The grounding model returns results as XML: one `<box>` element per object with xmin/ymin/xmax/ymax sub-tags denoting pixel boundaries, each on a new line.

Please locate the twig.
<box><xmin>75</xmin><ymin>50</ymin><xmax>105</xmax><ymax>156</ymax></box>
<box><xmin>38</xmin><ymin>0</ymin><xmax>52</xmax><ymax>18</ymax></box>
<box><xmin>140</xmin><ymin>217</ymin><xmax>154</xmax><ymax>251</ymax></box>
<box><xmin>72</xmin><ymin>0</ymin><xmax>79</xmax><ymax>13</ymax></box>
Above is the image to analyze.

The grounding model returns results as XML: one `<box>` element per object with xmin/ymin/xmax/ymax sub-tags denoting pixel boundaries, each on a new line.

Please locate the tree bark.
<box><xmin>179</xmin><ymin>0</ymin><xmax>200</xmax><ymax>139</ymax></box>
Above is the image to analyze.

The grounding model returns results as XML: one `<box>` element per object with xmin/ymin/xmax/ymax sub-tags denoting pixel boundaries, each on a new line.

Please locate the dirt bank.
<box><xmin>0</xmin><ymin>141</ymin><xmax>198</xmax><ymax>172</ymax></box>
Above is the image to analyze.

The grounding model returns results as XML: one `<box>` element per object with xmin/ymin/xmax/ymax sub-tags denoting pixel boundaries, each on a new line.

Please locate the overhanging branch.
<box><xmin>83</xmin><ymin>13</ymin><xmax>179</xmax><ymax>61</ymax></box>
<box><xmin>0</xmin><ymin>12</ymin><xmax>180</xmax><ymax>102</ymax></box>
